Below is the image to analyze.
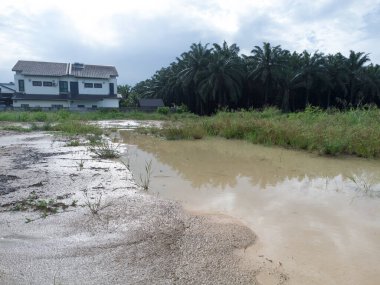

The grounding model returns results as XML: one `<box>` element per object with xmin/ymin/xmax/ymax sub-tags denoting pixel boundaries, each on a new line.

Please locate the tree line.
<box><xmin>119</xmin><ymin>42</ymin><xmax>380</xmax><ymax>114</ymax></box>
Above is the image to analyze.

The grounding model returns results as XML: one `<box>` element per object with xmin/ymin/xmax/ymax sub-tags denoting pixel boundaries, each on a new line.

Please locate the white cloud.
<box><xmin>0</xmin><ymin>0</ymin><xmax>380</xmax><ymax>84</ymax></box>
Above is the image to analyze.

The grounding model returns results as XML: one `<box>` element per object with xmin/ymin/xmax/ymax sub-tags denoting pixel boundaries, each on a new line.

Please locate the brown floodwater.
<box><xmin>120</xmin><ymin>132</ymin><xmax>380</xmax><ymax>285</ymax></box>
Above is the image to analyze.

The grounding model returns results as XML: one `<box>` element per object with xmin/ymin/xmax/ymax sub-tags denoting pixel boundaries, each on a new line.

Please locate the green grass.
<box><xmin>0</xmin><ymin>109</ymin><xmax>197</xmax><ymax>137</ymax></box>
<box><xmin>149</xmin><ymin>107</ymin><xmax>380</xmax><ymax>158</ymax></box>
<box><xmin>88</xmin><ymin>140</ymin><xmax>120</xmax><ymax>158</ymax></box>
<box><xmin>0</xmin><ymin>109</ymin><xmax>197</xmax><ymax>122</ymax></box>
<box><xmin>2</xmin><ymin>108</ymin><xmax>379</xmax><ymax>158</ymax></box>
<box><xmin>51</xmin><ymin>121</ymin><xmax>103</xmax><ymax>136</ymax></box>
<box><xmin>0</xmin><ymin>120</ymin><xmax>103</xmax><ymax>136</ymax></box>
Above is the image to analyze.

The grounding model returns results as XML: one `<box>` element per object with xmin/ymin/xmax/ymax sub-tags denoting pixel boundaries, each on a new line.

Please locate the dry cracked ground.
<box><xmin>0</xmin><ymin>131</ymin><xmax>287</xmax><ymax>285</ymax></box>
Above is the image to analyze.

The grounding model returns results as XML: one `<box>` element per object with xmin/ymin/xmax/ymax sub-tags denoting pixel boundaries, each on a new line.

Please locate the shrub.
<box><xmin>32</xmin><ymin>112</ymin><xmax>48</xmax><ymax>122</ymax></box>
<box><xmin>174</xmin><ymin>104</ymin><xmax>189</xmax><ymax>114</ymax></box>
<box><xmin>57</xmin><ymin>110</ymin><xmax>71</xmax><ymax>120</ymax></box>
<box><xmin>157</xmin><ymin>106</ymin><xmax>170</xmax><ymax>115</ymax></box>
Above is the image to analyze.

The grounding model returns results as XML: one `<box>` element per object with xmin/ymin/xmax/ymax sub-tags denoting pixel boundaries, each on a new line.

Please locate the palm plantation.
<box><xmin>125</xmin><ymin>42</ymin><xmax>380</xmax><ymax>114</ymax></box>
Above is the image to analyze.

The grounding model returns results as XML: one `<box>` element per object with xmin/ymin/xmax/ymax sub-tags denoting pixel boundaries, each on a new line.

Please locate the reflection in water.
<box><xmin>121</xmin><ymin>132</ymin><xmax>380</xmax><ymax>285</ymax></box>
<box><xmin>121</xmin><ymin>132</ymin><xmax>380</xmax><ymax>188</ymax></box>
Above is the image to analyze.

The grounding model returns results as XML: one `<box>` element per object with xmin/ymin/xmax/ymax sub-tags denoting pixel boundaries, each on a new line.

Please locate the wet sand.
<box><xmin>0</xmin><ymin>131</ymin><xmax>283</xmax><ymax>284</ymax></box>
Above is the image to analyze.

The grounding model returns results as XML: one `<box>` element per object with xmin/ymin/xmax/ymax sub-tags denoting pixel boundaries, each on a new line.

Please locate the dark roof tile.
<box><xmin>13</xmin><ymin>60</ymin><xmax>68</xmax><ymax>76</ymax></box>
<box><xmin>12</xmin><ymin>60</ymin><xmax>118</xmax><ymax>79</ymax></box>
<box><xmin>70</xmin><ymin>64</ymin><xmax>118</xmax><ymax>78</ymax></box>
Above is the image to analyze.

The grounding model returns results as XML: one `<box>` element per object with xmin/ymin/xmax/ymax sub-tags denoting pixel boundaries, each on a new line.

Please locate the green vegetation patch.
<box><xmin>3</xmin><ymin>191</ymin><xmax>77</xmax><ymax>221</ymax></box>
<box><xmin>0</xmin><ymin>109</ymin><xmax>195</xmax><ymax>123</ymax></box>
<box><xmin>149</xmin><ymin>107</ymin><xmax>380</xmax><ymax>158</ymax></box>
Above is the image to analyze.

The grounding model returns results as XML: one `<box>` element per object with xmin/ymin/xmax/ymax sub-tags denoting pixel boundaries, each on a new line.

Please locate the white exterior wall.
<box><xmin>14</xmin><ymin>74</ymin><xmax>117</xmax><ymax>96</ymax></box>
<box><xmin>70</xmin><ymin>100</ymin><xmax>101</xmax><ymax>109</ymax></box>
<box><xmin>14</xmin><ymin>74</ymin><xmax>63</xmax><ymax>95</ymax></box>
<box><xmin>13</xmin><ymin>100</ymin><xmax>69</xmax><ymax>108</ymax></box>
<box><xmin>12</xmin><ymin>99</ymin><xmax>119</xmax><ymax>108</ymax></box>
<box><xmin>78</xmin><ymin>77</ymin><xmax>117</xmax><ymax>95</ymax></box>
<box><xmin>14</xmin><ymin>73</ymin><xmax>22</xmax><ymax>93</ymax></box>
<box><xmin>70</xmin><ymin>99</ymin><xmax>119</xmax><ymax>108</ymax></box>
<box><xmin>102</xmin><ymin>98</ymin><xmax>119</xmax><ymax>108</ymax></box>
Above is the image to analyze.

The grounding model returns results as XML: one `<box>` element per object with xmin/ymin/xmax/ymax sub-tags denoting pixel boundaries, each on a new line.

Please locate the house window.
<box><xmin>92</xmin><ymin>105</ymin><xmax>97</xmax><ymax>109</ymax></box>
<box><xmin>94</xmin><ymin>83</ymin><xmax>102</xmax><ymax>88</ymax></box>
<box><xmin>77</xmin><ymin>105</ymin><xmax>85</xmax><ymax>108</ymax></box>
<box><xmin>84</xmin><ymin>83</ymin><xmax>93</xmax><ymax>88</ymax></box>
<box><xmin>59</xmin><ymin>81</ymin><xmax>68</xmax><ymax>93</ymax></box>
<box><xmin>20</xmin><ymin>104</ymin><xmax>29</xmax><ymax>108</ymax></box>
<box><xmin>32</xmin><ymin>81</ymin><xmax>42</xmax><ymax>86</ymax></box>
<box><xmin>43</xmin><ymin>81</ymin><xmax>53</xmax><ymax>87</ymax></box>
<box><xmin>18</xmin><ymin>80</ymin><xmax>25</xmax><ymax>92</ymax></box>
<box><xmin>51</xmin><ymin>104</ymin><xmax>63</xmax><ymax>109</ymax></box>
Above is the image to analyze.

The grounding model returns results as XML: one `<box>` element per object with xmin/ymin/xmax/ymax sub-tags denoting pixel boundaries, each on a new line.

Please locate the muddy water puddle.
<box><xmin>120</xmin><ymin>132</ymin><xmax>380</xmax><ymax>285</ymax></box>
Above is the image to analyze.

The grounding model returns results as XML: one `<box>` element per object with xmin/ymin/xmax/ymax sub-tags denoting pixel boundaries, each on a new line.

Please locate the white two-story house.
<box><xmin>12</xmin><ymin>60</ymin><xmax>120</xmax><ymax>109</ymax></box>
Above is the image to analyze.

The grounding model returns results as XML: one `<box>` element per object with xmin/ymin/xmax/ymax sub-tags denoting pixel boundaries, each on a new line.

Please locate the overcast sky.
<box><xmin>1</xmin><ymin>0</ymin><xmax>380</xmax><ymax>85</ymax></box>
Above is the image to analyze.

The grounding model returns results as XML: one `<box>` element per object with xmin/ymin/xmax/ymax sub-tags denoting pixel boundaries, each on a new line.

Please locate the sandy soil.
<box><xmin>0</xmin><ymin>131</ymin><xmax>287</xmax><ymax>285</ymax></box>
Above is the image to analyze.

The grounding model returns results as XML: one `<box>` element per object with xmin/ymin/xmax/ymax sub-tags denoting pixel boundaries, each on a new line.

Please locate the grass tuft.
<box><xmin>88</xmin><ymin>140</ymin><xmax>120</xmax><ymax>159</ymax></box>
<box><xmin>145</xmin><ymin>107</ymin><xmax>380</xmax><ymax>158</ymax></box>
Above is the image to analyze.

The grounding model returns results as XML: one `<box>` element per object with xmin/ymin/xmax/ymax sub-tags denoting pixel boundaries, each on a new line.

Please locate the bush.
<box><xmin>32</xmin><ymin>112</ymin><xmax>48</xmax><ymax>122</ymax></box>
<box><xmin>157</xmin><ymin>106</ymin><xmax>170</xmax><ymax>115</ymax></box>
<box><xmin>57</xmin><ymin>110</ymin><xmax>71</xmax><ymax>120</ymax></box>
<box><xmin>174</xmin><ymin>104</ymin><xmax>189</xmax><ymax>114</ymax></box>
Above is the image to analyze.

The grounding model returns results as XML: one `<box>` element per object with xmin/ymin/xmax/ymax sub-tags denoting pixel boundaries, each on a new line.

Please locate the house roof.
<box><xmin>12</xmin><ymin>60</ymin><xmax>118</xmax><ymax>79</ymax></box>
<box><xmin>0</xmin><ymin>82</ymin><xmax>16</xmax><ymax>93</ymax></box>
<box><xmin>70</xmin><ymin>64</ymin><xmax>118</xmax><ymax>78</ymax></box>
<box><xmin>13</xmin><ymin>61</ymin><xmax>68</xmax><ymax>76</ymax></box>
<box><xmin>138</xmin><ymin>98</ymin><xmax>165</xmax><ymax>108</ymax></box>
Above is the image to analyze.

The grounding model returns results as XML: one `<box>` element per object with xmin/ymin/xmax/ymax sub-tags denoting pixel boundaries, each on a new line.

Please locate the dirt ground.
<box><xmin>0</xmin><ymin>131</ymin><xmax>287</xmax><ymax>285</ymax></box>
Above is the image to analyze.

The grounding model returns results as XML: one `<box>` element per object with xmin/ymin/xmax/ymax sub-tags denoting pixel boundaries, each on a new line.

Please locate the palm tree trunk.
<box><xmin>327</xmin><ymin>90</ymin><xmax>331</xmax><ymax>109</ymax></box>
<box><xmin>305</xmin><ymin>77</ymin><xmax>310</xmax><ymax>107</ymax></box>
<box><xmin>282</xmin><ymin>89</ymin><xmax>290</xmax><ymax>113</ymax></box>
<box><xmin>264</xmin><ymin>84</ymin><xmax>268</xmax><ymax>106</ymax></box>
<box><xmin>350</xmin><ymin>83</ymin><xmax>355</xmax><ymax>106</ymax></box>
<box><xmin>305</xmin><ymin>87</ymin><xmax>310</xmax><ymax>107</ymax></box>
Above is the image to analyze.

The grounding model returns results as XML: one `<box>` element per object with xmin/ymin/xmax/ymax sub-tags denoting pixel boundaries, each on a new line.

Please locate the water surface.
<box><xmin>121</xmin><ymin>132</ymin><xmax>380</xmax><ymax>285</ymax></box>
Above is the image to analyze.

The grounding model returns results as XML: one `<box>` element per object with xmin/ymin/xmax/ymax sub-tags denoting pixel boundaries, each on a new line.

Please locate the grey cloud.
<box><xmin>286</xmin><ymin>0</ymin><xmax>356</xmax><ymax>22</ymax></box>
<box><xmin>1</xmin><ymin>1</ymin><xmax>380</xmax><ymax>85</ymax></box>
<box><xmin>361</xmin><ymin>5</ymin><xmax>380</xmax><ymax>38</ymax></box>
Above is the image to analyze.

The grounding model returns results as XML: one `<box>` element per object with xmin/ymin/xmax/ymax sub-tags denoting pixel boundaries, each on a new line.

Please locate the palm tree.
<box><xmin>277</xmin><ymin>51</ymin><xmax>300</xmax><ymax>112</ymax></box>
<box><xmin>131</xmin><ymin>41</ymin><xmax>380</xmax><ymax>113</ymax></box>
<box><xmin>178</xmin><ymin>43</ymin><xmax>212</xmax><ymax>114</ymax></box>
<box><xmin>292</xmin><ymin>51</ymin><xmax>325</xmax><ymax>107</ymax></box>
<box><xmin>197</xmin><ymin>44</ymin><xmax>244</xmax><ymax>110</ymax></box>
<box><xmin>324</xmin><ymin>53</ymin><xmax>348</xmax><ymax>108</ymax></box>
<box><xmin>212</xmin><ymin>41</ymin><xmax>240</xmax><ymax>58</ymax></box>
<box><xmin>362</xmin><ymin>64</ymin><xmax>380</xmax><ymax>104</ymax></box>
<box><xmin>249</xmin><ymin>42</ymin><xmax>285</xmax><ymax>105</ymax></box>
<box><xmin>346</xmin><ymin>51</ymin><xmax>370</xmax><ymax>106</ymax></box>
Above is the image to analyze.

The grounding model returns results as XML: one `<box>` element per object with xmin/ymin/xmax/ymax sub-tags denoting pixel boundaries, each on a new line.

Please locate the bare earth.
<box><xmin>0</xmin><ymin>131</ymin><xmax>287</xmax><ymax>285</ymax></box>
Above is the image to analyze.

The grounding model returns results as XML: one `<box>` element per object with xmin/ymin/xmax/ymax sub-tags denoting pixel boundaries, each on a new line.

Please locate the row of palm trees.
<box><xmin>130</xmin><ymin>42</ymin><xmax>380</xmax><ymax>114</ymax></box>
